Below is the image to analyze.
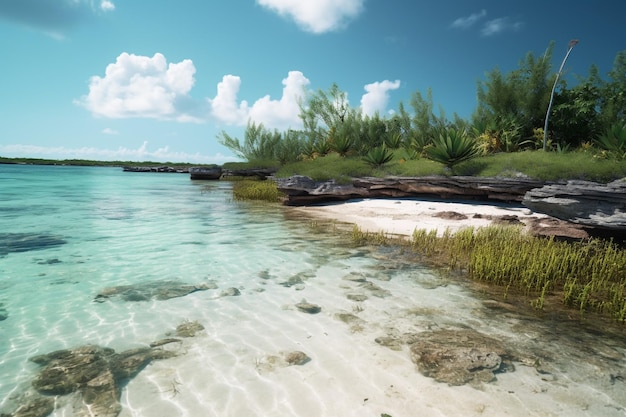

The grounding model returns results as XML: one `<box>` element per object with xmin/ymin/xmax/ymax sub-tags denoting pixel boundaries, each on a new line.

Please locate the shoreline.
<box><xmin>286</xmin><ymin>197</ymin><xmax>552</xmax><ymax>238</ymax></box>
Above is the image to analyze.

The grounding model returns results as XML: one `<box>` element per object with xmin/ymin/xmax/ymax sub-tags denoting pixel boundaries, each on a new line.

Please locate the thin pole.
<box><xmin>543</xmin><ymin>39</ymin><xmax>579</xmax><ymax>151</ymax></box>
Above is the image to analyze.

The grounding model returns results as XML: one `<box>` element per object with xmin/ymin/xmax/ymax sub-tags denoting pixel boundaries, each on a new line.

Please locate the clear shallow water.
<box><xmin>1</xmin><ymin>164</ymin><xmax>625</xmax><ymax>417</ymax></box>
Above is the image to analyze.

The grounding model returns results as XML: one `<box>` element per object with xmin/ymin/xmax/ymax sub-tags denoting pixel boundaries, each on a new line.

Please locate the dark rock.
<box><xmin>409</xmin><ymin>329</ymin><xmax>518</xmax><ymax>386</ymax></box>
<box><xmin>346</xmin><ymin>293</ymin><xmax>368</xmax><ymax>302</ymax></box>
<box><xmin>9</xmin><ymin>397</ymin><xmax>54</xmax><ymax>417</ymax></box>
<box><xmin>220</xmin><ymin>287</ymin><xmax>241</xmax><ymax>297</ymax></box>
<box><xmin>523</xmin><ymin>179</ymin><xmax>626</xmax><ymax>230</ymax></box>
<box><xmin>0</xmin><ymin>303</ymin><xmax>7</xmax><ymax>321</ymax></box>
<box><xmin>189</xmin><ymin>166</ymin><xmax>222</xmax><ymax>180</ymax></box>
<box><xmin>295</xmin><ymin>300</ymin><xmax>322</xmax><ymax>314</ymax></box>
<box><xmin>276</xmin><ymin>175</ymin><xmax>546</xmax><ymax>206</ymax></box>
<box><xmin>175</xmin><ymin>320</ymin><xmax>205</xmax><ymax>337</ymax></box>
<box><xmin>149</xmin><ymin>338</ymin><xmax>182</xmax><ymax>348</ymax></box>
<box><xmin>94</xmin><ymin>280</ymin><xmax>210</xmax><ymax>303</ymax></box>
<box><xmin>433</xmin><ymin>211</ymin><xmax>468</xmax><ymax>220</ymax></box>
<box><xmin>0</xmin><ymin>233</ymin><xmax>66</xmax><ymax>256</ymax></box>
<box><xmin>283</xmin><ymin>351</ymin><xmax>311</xmax><ymax>365</ymax></box>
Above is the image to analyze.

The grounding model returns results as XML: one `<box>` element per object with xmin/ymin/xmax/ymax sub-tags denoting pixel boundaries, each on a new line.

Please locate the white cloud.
<box><xmin>0</xmin><ymin>142</ymin><xmax>236</xmax><ymax>164</ymax></box>
<box><xmin>451</xmin><ymin>9</ymin><xmax>486</xmax><ymax>29</ymax></box>
<box><xmin>77</xmin><ymin>52</ymin><xmax>200</xmax><ymax>122</ymax></box>
<box><xmin>248</xmin><ymin>71</ymin><xmax>310</xmax><ymax>130</ymax></box>
<box><xmin>100</xmin><ymin>1</ymin><xmax>115</xmax><ymax>12</ymax></box>
<box><xmin>360</xmin><ymin>79</ymin><xmax>401</xmax><ymax>117</ymax></box>
<box><xmin>256</xmin><ymin>0</ymin><xmax>365</xmax><ymax>33</ymax></box>
<box><xmin>102</xmin><ymin>127</ymin><xmax>119</xmax><ymax>135</ymax></box>
<box><xmin>206</xmin><ymin>75</ymin><xmax>250</xmax><ymax>125</ymax></box>
<box><xmin>481</xmin><ymin>17</ymin><xmax>523</xmax><ymax>36</ymax></box>
<box><xmin>203</xmin><ymin>71</ymin><xmax>311</xmax><ymax>129</ymax></box>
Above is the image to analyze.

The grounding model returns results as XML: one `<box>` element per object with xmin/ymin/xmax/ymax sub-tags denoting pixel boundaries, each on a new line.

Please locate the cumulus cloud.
<box><xmin>360</xmin><ymin>80</ymin><xmax>401</xmax><ymax>117</ymax></box>
<box><xmin>77</xmin><ymin>52</ymin><xmax>201</xmax><ymax>122</ymax></box>
<box><xmin>206</xmin><ymin>75</ymin><xmax>250</xmax><ymax>125</ymax></box>
<box><xmin>206</xmin><ymin>71</ymin><xmax>309</xmax><ymax>129</ymax></box>
<box><xmin>481</xmin><ymin>17</ymin><xmax>523</xmax><ymax>36</ymax></box>
<box><xmin>451</xmin><ymin>9</ymin><xmax>486</xmax><ymax>29</ymax></box>
<box><xmin>0</xmin><ymin>0</ymin><xmax>115</xmax><ymax>35</ymax></box>
<box><xmin>256</xmin><ymin>0</ymin><xmax>365</xmax><ymax>33</ymax></box>
<box><xmin>248</xmin><ymin>71</ymin><xmax>310</xmax><ymax>129</ymax></box>
<box><xmin>0</xmin><ymin>142</ymin><xmax>235</xmax><ymax>164</ymax></box>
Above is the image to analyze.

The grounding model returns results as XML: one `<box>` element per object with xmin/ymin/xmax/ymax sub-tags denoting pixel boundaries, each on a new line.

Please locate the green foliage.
<box><xmin>231</xmin><ymin>179</ymin><xmax>282</xmax><ymax>202</ymax></box>
<box><xmin>363</xmin><ymin>146</ymin><xmax>394</xmax><ymax>168</ymax></box>
<box><xmin>277</xmin><ymin>153</ymin><xmax>370</xmax><ymax>183</ymax></box>
<box><xmin>473</xmin><ymin>150</ymin><xmax>626</xmax><ymax>182</ymax></box>
<box><xmin>218</xmin><ymin>121</ymin><xmax>284</xmax><ymax>162</ymax></box>
<box><xmin>595</xmin><ymin>122</ymin><xmax>626</xmax><ymax>160</ymax></box>
<box><xmin>475</xmin><ymin>43</ymin><xmax>554</xmax><ymax>142</ymax></box>
<box><xmin>425</xmin><ymin>128</ymin><xmax>479</xmax><ymax>169</ymax></box>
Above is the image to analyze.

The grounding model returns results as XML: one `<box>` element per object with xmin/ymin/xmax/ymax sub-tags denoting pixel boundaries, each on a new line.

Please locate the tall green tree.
<box><xmin>475</xmin><ymin>42</ymin><xmax>555</xmax><ymax>143</ymax></box>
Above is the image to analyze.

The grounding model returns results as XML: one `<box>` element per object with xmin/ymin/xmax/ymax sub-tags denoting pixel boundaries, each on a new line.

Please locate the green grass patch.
<box><xmin>351</xmin><ymin>224</ymin><xmax>626</xmax><ymax>322</ymax></box>
<box><xmin>231</xmin><ymin>179</ymin><xmax>283</xmax><ymax>202</ymax></box>
<box><xmin>273</xmin><ymin>150</ymin><xmax>626</xmax><ymax>182</ymax></box>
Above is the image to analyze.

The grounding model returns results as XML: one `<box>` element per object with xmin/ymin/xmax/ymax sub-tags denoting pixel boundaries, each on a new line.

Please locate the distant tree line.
<box><xmin>219</xmin><ymin>42</ymin><xmax>626</xmax><ymax>168</ymax></box>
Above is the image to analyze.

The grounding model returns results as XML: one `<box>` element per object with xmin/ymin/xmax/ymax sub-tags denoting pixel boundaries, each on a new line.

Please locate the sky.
<box><xmin>0</xmin><ymin>1</ymin><xmax>624</xmax><ymax>163</ymax></box>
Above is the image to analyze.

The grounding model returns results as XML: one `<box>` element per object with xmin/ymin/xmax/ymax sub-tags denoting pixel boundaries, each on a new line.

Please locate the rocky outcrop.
<box><xmin>3</xmin><ymin>345</ymin><xmax>176</xmax><ymax>417</ymax></box>
<box><xmin>523</xmin><ymin>179</ymin><xmax>626</xmax><ymax>230</ymax></box>
<box><xmin>1</xmin><ymin>320</ymin><xmax>202</xmax><ymax>417</ymax></box>
<box><xmin>94</xmin><ymin>280</ymin><xmax>211</xmax><ymax>303</ymax></box>
<box><xmin>409</xmin><ymin>329</ymin><xmax>518</xmax><ymax>386</ymax></box>
<box><xmin>277</xmin><ymin>175</ymin><xmax>546</xmax><ymax>206</ymax></box>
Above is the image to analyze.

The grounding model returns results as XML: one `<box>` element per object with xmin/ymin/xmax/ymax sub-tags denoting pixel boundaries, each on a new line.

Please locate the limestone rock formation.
<box><xmin>276</xmin><ymin>175</ymin><xmax>546</xmax><ymax>205</ymax></box>
<box><xmin>409</xmin><ymin>329</ymin><xmax>517</xmax><ymax>386</ymax></box>
<box><xmin>523</xmin><ymin>179</ymin><xmax>626</xmax><ymax>230</ymax></box>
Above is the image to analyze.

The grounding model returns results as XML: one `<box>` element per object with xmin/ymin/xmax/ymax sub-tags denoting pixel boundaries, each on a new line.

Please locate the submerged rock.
<box><xmin>174</xmin><ymin>320</ymin><xmax>205</xmax><ymax>337</ymax></box>
<box><xmin>0</xmin><ymin>233</ymin><xmax>67</xmax><ymax>256</ymax></box>
<box><xmin>0</xmin><ymin>303</ymin><xmax>7</xmax><ymax>321</ymax></box>
<box><xmin>2</xmin><ymin>319</ymin><xmax>201</xmax><ymax>417</ymax></box>
<box><xmin>94</xmin><ymin>280</ymin><xmax>211</xmax><ymax>303</ymax></box>
<box><xmin>295</xmin><ymin>300</ymin><xmax>322</xmax><ymax>314</ymax></box>
<box><xmin>410</xmin><ymin>329</ymin><xmax>517</xmax><ymax>386</ymax></box>
<box><xmin>219</xmin><ymin>287</ymin><xmax>241</xmax><ymax>297</ymax></box>
<box><xmin>283</xmin><ymin>351</ymin><xmax>311</xmax><ymax>366</ymax></box>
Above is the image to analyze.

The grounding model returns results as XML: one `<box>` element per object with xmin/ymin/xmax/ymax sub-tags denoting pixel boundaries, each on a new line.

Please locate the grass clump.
<box><xmin>352</xmin><ymin>224</ymin><xmax>626</xmax><ymax>322</ymax></box>
<box><xmin>231</xmin><ymin>179</ymin><xmax>283</xmax><ymax>202</ymax></box>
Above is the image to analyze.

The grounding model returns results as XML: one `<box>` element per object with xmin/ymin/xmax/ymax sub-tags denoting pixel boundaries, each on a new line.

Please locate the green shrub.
<box><xmin>425</xmin><ymin>128</ymin><xmax>480</xmax><ymax>169</ymax></box>
<box><xmin>595</xmin><ymin>122</ymin><xmax>626</xmax><ymax>160</ymax></box>
<box><xmin>363</xmin><ymin>146</ymin><xmax>394</xmax><ymax>168</ymax></box>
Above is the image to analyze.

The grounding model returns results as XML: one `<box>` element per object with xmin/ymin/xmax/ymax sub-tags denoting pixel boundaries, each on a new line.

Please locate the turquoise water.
<box><xmin>1</xmin><ymin>164</ymin><xmax>626</xmax><ymax>417</ymax></box>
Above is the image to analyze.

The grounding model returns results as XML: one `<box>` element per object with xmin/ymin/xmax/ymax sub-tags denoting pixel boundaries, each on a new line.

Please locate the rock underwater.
<box><xmin>0</xmin><ymin>322</ymin><xmax>198</xmax><ymax>417</ymax></box>
<box><xmin>94</xmin><ymin>280</ymin><xmax>212</xmax><ymax>302</ymax></box>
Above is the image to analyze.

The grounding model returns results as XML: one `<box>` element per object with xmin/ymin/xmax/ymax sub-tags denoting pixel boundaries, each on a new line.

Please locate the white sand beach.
<box><xmin>287</xmin><ymin>197</ymin><xmax>551</xmax><ymax>237</ymax></box>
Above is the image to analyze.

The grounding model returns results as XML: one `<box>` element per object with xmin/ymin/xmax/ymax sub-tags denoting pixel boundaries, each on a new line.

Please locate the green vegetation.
<box><xmin>217</xmin><ymin>43</ymin><xmax>625</xmax><ymax>176</ymax></box>
<box><xmin>350</xmin><ymin>224</ymin><xmax>626</xmax><ymax>322</ymax></box>
<box><xmin>231</xmin><ymin>179</ymin><xmax>283</xmax><ymax>202</ymax></box>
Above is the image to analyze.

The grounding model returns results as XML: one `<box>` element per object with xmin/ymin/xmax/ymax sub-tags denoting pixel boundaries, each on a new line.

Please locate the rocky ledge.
<box><xmin>523</xmin><ymin>179</ymin><xmax>626</xmax><ymax>231</ymax></box>
<box><xmin>277</xmin><ymin>175</ymin><xmax>626</xmax><ymax>236</ymax></box>
<box><xmin>276</xmin><ymin>175</ymin><xmax>547</xmax><ymax>206</ymax></box>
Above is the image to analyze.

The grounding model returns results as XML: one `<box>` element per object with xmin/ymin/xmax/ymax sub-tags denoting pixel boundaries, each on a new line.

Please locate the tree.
<box><xmin>476</xmin><ymin>42</ymin><xmax>555</xmax><ymax>145</ymax></box>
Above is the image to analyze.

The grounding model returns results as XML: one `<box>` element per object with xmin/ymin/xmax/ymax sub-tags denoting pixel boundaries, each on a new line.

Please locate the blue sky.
<box><xmin>0</xmin><ymin>1</ymin><xmax>624</xmax><ymax>163</ymax></box>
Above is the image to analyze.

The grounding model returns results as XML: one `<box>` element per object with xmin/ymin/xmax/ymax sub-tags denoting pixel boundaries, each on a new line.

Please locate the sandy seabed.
<box><xmin>110</xmin><ymin>199</ymin><xmax>624</xmax><ymax>417</ymax></box>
